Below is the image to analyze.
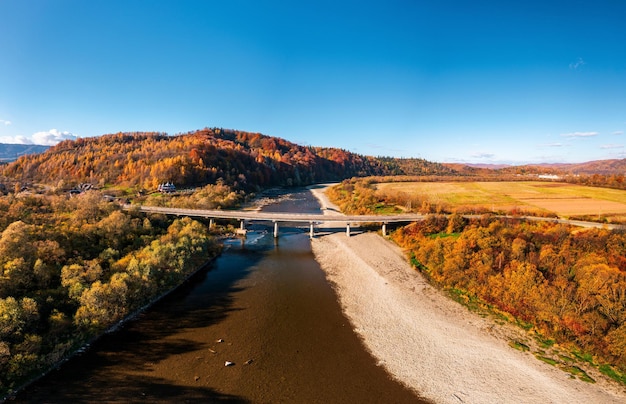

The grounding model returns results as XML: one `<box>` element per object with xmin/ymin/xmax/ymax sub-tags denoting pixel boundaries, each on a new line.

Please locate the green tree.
<box><xmin>74</xmin><ymin>273</ymin><xmax>130</xmax><ymax>331</ymax></box>
<box><xmin>61</xmin><ymin>261</ymin><xmax>103</xmax><ymax>301</ymax></box>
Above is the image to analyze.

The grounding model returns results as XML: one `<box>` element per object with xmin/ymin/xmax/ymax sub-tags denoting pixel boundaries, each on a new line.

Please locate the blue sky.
<box><xmin>0</xmin><ymin>1</ymin><xmax>625</xmax><ymax>164</ymax></box>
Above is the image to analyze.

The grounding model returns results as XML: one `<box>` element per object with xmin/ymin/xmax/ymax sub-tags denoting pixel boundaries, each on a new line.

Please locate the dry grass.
<box><xmin>376</xmin><ymin>181</ymin><xmax>626</xmax><ymax>218</ymax></box>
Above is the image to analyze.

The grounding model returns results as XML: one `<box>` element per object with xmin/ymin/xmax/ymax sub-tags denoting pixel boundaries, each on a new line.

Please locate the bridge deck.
<box><xmin>126</xmin><ymin>205</ymin><xmax>425</xmax><ymax>223</ymax></box>
<box><xmin>125</xmin><ymin>205</ymin><xmax>625</xmax><ymax>233</ymax></box>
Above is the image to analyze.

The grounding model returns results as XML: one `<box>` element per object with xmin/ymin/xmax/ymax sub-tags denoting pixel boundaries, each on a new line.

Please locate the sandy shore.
<box><xmin>308</xmin><ymin>186</ymin><xmax>626</xmax><ymax>404</ymax></box>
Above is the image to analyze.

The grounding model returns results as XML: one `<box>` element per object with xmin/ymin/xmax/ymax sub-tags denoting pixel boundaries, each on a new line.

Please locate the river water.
<box><xmin>14</xmin><ymin>189</ymin><xmax>426</xmax><ymax>403</ymax></box>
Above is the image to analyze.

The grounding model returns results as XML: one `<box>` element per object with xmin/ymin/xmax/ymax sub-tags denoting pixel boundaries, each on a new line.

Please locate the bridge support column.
<box><xmin>382</xmin><ymin>223</ymin><xmax>387</xmax><ymax>237</ymax></box>
<box><xmin>209</xmin><ymin>218</ymin><xmax>214</xmax><ymax>229</ymax></box>
<box><xmin>274</xmin><ymin>221</ymin><xmax>279</xmax><ymax>238</ymax></box>
<box><xmin>235</xmin><ymin>219</ymin><xmax>248</xmax><ymax>237</ymax></box>
<box><xmin>309</xmin><ymin>222</ymin><xmax>314</xmax><ymax>239</ymax></box>
<box><xmin>346</xmin><ymin>223</ymin><xmax>351</xmax><ymax>237</ymax></box>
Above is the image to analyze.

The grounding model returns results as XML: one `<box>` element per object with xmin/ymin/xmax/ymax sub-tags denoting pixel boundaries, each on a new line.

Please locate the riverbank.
<box><xmin>5</xmin><ymin>249</ymin><xmax>223</xmax><ymax>403</ymax></box>
<box><xmin>12</xmin><ymin>188</ymin><xmax>423</xmax><ymax>404</ymax></box>
<box><xmin>308</xmin><ymin>187</ymin><xmax>626</xmax><ymax>403</ymax></box>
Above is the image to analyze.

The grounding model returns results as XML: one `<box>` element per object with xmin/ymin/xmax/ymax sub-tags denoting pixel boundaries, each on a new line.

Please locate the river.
<box><xmin>13</xmin><ymin>189</ymin><xmax>425</xmax><ymax>403</ymax></box>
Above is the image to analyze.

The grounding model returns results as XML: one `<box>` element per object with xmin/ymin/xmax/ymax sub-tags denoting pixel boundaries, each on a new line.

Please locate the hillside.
<box><xmin>0</xmin><ymin>129</ymin><xmax>387</xmax><ymax>191</ymax></box>
<box><xmin>0</xmin><ymin>129</ymin><xmax>461</xmax><ymax>192</ymax></box>
<box><xmin>3</xmin><ymin>129</ymin><xmax>623</xmax><ymax>193</ymax></box>
<box><xmin>455</xmin><ymin>160</ymin><xmax>626</xmax><ymax>176</ymax></box>
<box><xmin>549</xmin><ymin>159</ymin><xmax>626</xmax><ymax>175</ymax></box>
<box><xmin>377</xmin><ymin>157</ymin><xmax>460</xmax><ymax>176</ymax></box>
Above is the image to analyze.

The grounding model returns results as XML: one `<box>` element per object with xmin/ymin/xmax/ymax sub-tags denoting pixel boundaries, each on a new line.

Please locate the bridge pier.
<box><xmin>235</xmin><ymin>219</ymin><xmax>248</xmax><ymax>237</ymax></box>
<box><xmin>274</xmin><ymin>221</ymin><xmax>279</xmax><ymax>238</ymax></box>
<box><xmin>346</xmin><ymin>223</ymin><xmax>351</xmax><ymax>237</ymax></box>
<box><xmin>209</xmin><ymin>218</ymin><xmax>214</xmax><ymax>229</ymax></box>
<box><xmin>309</xmin><ymin>222</ymin><xmax>314</xmax><ymax>239</ymax></box>
<box><xmin>382</xmin><ymin>222</ymin><xmax>387</xmax><ymax>237</ymax></box>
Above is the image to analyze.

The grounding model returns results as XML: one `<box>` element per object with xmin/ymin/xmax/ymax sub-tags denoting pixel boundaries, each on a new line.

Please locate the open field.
<box><xmin>376</xmin><ymin>181</ymin><xmax>626</xmax><ymax>218</ymax></box>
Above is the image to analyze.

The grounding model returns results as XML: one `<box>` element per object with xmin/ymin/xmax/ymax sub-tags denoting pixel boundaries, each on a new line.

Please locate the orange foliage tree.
<box><xmin>392</xmin><ymin>216</ymin><xmax>626</xmax><ymax>371</ymax></box>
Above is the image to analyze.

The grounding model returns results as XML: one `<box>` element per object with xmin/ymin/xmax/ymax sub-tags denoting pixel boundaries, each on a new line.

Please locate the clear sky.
<box><xmin>1</xmin><ymin>1</ymin><xmax>625</xmax><ymax>164</ymax></box>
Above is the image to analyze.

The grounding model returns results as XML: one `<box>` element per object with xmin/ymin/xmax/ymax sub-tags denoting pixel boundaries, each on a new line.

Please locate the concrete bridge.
<box><xmin>125</xmin><ymin>204</ymin><xmax>625</xmax><ymax>239</ymax></box>
<box><xmin>125</xmin><ymin>205</ymin><xmax>425</xmax><ymax>238</ymax></box>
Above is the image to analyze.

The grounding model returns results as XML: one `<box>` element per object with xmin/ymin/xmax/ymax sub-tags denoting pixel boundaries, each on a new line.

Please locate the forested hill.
<box><xmin>376</xmin><ymin>157</ymin><xmax>459</xmax><ymax>176</ymax></box>
<box><xmin>0</xmin><ymin>129</ymin><xmax>401</xmax><ymax>191</ymax></box>
<box><xmin>538</xmin><ymin>159</ymin><xmax>626</xmax><ymax>175</ymax></box>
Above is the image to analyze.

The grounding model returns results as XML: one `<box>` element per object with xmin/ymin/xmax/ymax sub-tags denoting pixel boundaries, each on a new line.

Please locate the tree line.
<box><xmin>2</xmin><ymin>129</ymin><xmax>624</xmax><ymax>196</ymax></box>
<box><xmin>0</xmin><ymin>191</ymin><xmax>221</xmax><ymax>396</ymax></box>
<box><xmin>327</xmin><ymin>178</ymin><xmax>626</xmax><ymax>382</ymax></box>
<box><xmin>391</xmin><ymin>215</ymin><xmax>626</xmax><ymax>381</ymax></box>
<box><xmin>0</xmin><ymin>129</ymin><xmax>397</xmax><ymax>193</ymax></box>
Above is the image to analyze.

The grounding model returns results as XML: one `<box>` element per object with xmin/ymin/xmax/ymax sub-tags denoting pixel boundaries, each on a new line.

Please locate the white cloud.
<box><xmin>612</xmin><ymin>131</ymin><xmax>623</xmax><ymax>136</ymax></box>
<box><xmin>470</xmin><ymin>152</ymin><xmax>495</xmax><ymax>159</ymax></box>
<box><xmin>569</xmin><ymin>57</ymin><xmax>585</xmax><ymax>70</ymax></box>
<box><xmin>32</xmin><ymin>129</ymin><xmax>77</xmax><ymax>146</ymax></box>
<box><xmin>0</xmin><ymin>129</ymin><xmax>78</xmax><ymax>145</ymax></box>
<box><xmin>539</xmin><ymin>142</ymin><xmax>563</xmax><ymax>147</ymax></box>
<box><xmin>600</xmin><ymin>144</ymin><xmax>624</xmax><ymax>149</ymax></box>
<box><xmin>560</xmin><ymin>131</ymin><xmax>599</xmax><ymax>138</ymax></box>
<box><xmin>0</xmin><ymin>120</ymin><xmax>11</xmax><ymax>126</ymax></box>
<box><xmin>0</xmin><ymin>135</ymin><xmax>32</xmax><ymax>144</ymax></box>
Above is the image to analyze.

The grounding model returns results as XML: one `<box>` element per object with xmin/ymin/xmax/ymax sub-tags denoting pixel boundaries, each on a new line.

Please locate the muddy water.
<box><xmin>14</xmin><ymin>189</ymin><xmax>426</xmax><ymax>403</ymax></box>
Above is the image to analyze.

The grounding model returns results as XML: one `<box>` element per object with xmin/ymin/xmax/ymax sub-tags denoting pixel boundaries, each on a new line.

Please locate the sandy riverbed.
<box><xmin>308</xmin><ymin>186</ymin><xmax>626</xmax><ymax>404</ymax></box>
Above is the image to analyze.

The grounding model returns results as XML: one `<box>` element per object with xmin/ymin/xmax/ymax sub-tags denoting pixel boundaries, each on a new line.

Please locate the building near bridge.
<box><xmin>157</xmin><ymin>182</ymin><xmax>176</xmax><ymax>193</ymax></box>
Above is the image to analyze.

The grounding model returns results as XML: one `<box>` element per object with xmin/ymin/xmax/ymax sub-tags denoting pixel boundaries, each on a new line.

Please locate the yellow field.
<box><xmin>375</xmin><ymin>181</ymin><xmax>626</xmax><ymax>218</ymax></box>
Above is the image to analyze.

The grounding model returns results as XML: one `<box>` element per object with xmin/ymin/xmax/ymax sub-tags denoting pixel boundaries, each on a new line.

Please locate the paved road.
<box><xmin>458</xmin><ymin>214</ymin><xmax>625</xmax><ymax>231</ymax></box>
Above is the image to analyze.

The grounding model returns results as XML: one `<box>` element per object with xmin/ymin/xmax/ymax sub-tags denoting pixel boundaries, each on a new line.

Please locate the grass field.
<box><xmin>375</xmin><ymin>181</ymin><xmax>626</xmax><ymax>219</ymax></box>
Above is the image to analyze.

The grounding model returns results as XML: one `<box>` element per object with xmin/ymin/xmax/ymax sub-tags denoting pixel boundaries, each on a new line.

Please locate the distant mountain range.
<box><xmin>458</xmin><ymin>160</ymin><xmax>626</xmax><ymax>175</ymax></box>
<box><xmin>533</xmin><ymin>160</ymin><xmax>626</xmax><ymax>175</ymax></box>
<box><xmin>0</xmin><ymin>143</ymin><xmax>49</xmax><ymax>161</ymax></box>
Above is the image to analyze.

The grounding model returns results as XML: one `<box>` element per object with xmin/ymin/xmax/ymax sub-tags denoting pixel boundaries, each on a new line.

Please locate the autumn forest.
<box><xmin>0</xmin><ymin>129</ymin><xmax>409</xmax><ymax>395</ymax></box>
<box><xmin>1</xmin><ymin>129</ymin><xmax>626</xmax><ymax>395</ymax></box>
<box><xmin>328</xmin><ymin>178</ymin><xmax>626</xmax><ymax>384</ymax></box>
